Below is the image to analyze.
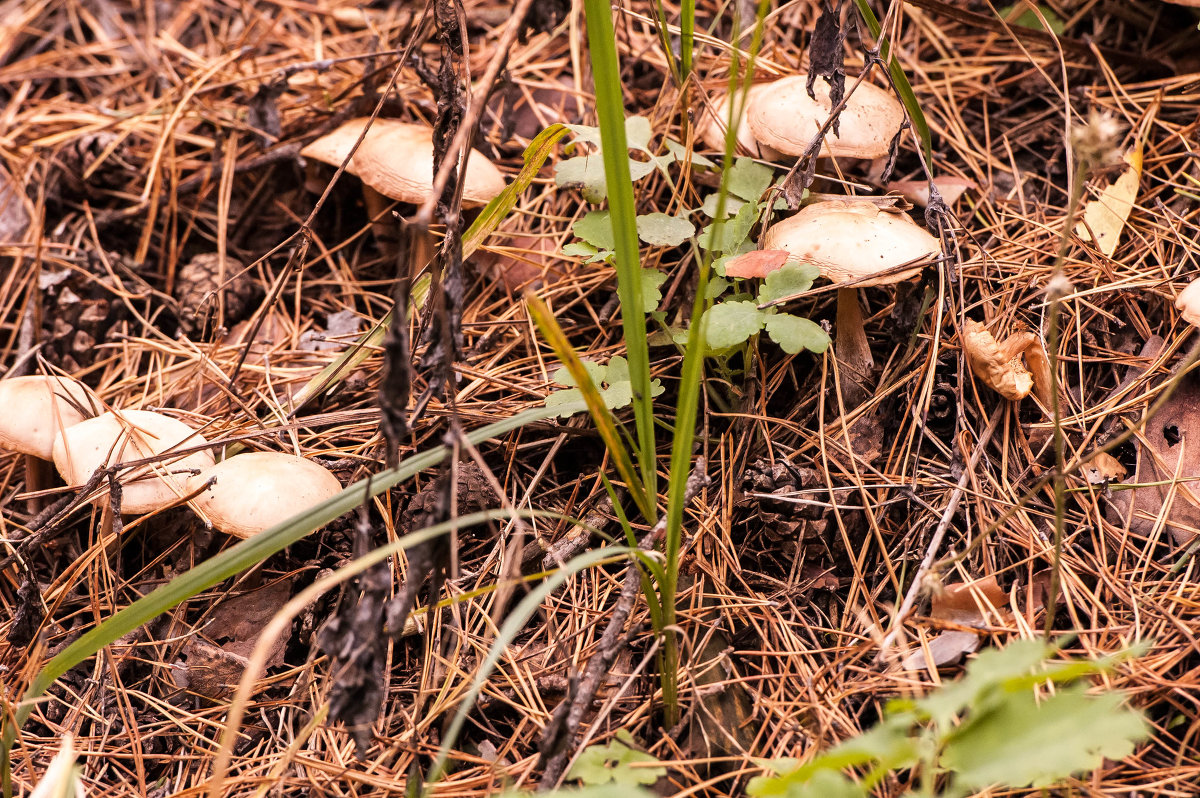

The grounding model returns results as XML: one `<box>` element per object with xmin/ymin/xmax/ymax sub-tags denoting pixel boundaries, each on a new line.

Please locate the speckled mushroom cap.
<box><xmin>761</xmin><ymin>200</ymin><xmax>941</xmax><ymax>287</ymax></box>
<box><xmin>746</xmin><ymin>75</ymin><xmax>904</xmax><ymax>159</ymax></box>
<box><xmin>1177</xmin><ymin>280</ymin><xmax>1200</xmax><ymax>327</ymax></box>
<box><xmin>0</xmin><ymin>375</ymin><xmax>98</xmax><ymax>459</ymax></box>
<box><xmin>51</xmin><ymin>410</ymin><xmax>214</xmax><ymax>514</ymax></box>
<box><xmin>300</xmin><ymin>118</ymin><xmax>506</xmax><ymax>207</ymax></box>
<box><xmin>187</xmin><ymin>452</ymin><xmax>342</xmax><ymax>538</ymax></box>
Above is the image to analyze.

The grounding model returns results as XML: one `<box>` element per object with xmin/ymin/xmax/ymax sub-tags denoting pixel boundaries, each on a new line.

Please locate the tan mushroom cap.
<box><xmin>696</xmin><ymin>85</ymin><xmax>784</xmax><ymax>160</ymax></box>
<box><xmin>761</xmin><ymin>200</ymin><xmax>941</xmax><ymax>287</ymax></box>
<box><xmin>300</xmin><ymin>118</ymin><xmax>506</xmax><ymax>207</ymax></box>
<box><xmin>746</xmin><ymin>75</ymin><xmax>904</xmax><ymax>160</ymax></box>
<box><xmin>187</xmin><ymin>452</ymin><xmax>342</xmax><ymax>538</ymax></box>
<box><xmin>52</xmin><ymin>410</ymin><xmax>214</xmax><ymax>514</ymax></box>
<box><xmin>1176</xmin><ymin>280</ymin><xmax>1200</xmax><ymax>327</ymax></box>
<box><xmin>0</xmin><ymin>375</ymin><xmax>98</xmax><ymax>459</ymax></box>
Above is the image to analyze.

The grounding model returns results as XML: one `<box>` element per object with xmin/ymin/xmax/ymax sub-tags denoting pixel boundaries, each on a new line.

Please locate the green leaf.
<box><xmin>915</xmin><ymin>640</ymin><xmax>1052</xmax><ymax>726</ymax></box>
<box><xmin>563</xmin><ymin>241</ymin><xmax>612</xmax><ymax>263</ymax></box>
<box><xmin>552</xmin><ymin>360</ymin><xmax>607</xmax><ymax>387</ymax></box>
<box><xmin>705</xmin><ymin>300</ymin><xmax>764</xmax><ymax>351</ymax></box>
<box><xmin>574</xmin><ymin>210</ymin><xmax>616</xmax><ymax>250</ymax></box>
<box><xmin>569</xmin><ymin>732</ymin><xmax>665</xmax><ymax>787</ymax></box>
<box><xmin>705</xmin><ymin>276</ymin><xmax>731</xmax><ymax>300</ymax></box>
<box><xmin>759</xmin><ymin>263</ymin><xmax>820</xmax><ymax>304</ymax></box>
<box><xmin>556</xmin><ymin>155</ymin><xmax>609</xmax><ymax>203</ymax></box>
<box><xmin>564</xmin><ymin>122</ymin><xmax>603</xmax><ymax>148</ymax></box>
<box><xmin>545</xmin><ymin>356</ymin><xmax>664</xmax><ymax>418</ymax></box>
<box><xmin>699</xmin><ymin>199</ymin><xmax>758</xmax><ymax>253</ymax></box>
<box><xmin>942</xmin><ymin>686</ymin><xmax>1147</xmax><ymax>790</ymax></box>
<box><xmin>665</xmin><ymin>137</ymin><xmax>715</xmax><ymax>168</ymax></box>
<box><xmin>640</xmin><ymin>269</ymin><xmax>667</xmax><ymax>314</ymax></box>
<box><xmin>636</xmin><ymin>213</ymin><xmax>695</xmax><ymax>247</ymax></box>
<box><xmin>998</xmin><ymin>3</ymin><xmax>1065</xmax><ymax>35</ymax></box>
<box><xmin>728</xmin><ymin>156</ymin><xmax>774</xmax><ymax>203</ymax></box>
<box><xmin>624</xmin><ymin>116</ymin><xmax>654</xmax><ymax>152</ymax></box>
<box><xmin>747</xmin><ymin>768</ymin><xmax>866</xmax><ymax>798</ymax></box>
<box><xmin>700</xmin><ymin>192</ymin><xmax>746</xmax><ymax>218</ymax></box>
<box><xmin>764</xmin><ymin>313</ymin><xmax>830</xmax><ymax>354</ymax></box>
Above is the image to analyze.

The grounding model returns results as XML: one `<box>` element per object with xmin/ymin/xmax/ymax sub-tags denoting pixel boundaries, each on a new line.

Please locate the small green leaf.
<box><xmin>574</xmin><ymin>211</ymin><xmax>616</xmax><ymax>250</ymax></box>
<box><xmin>705</xmin><ymin>276</ymin><xmax>731</xmax><ymax>300</ymax></box>
<box><xmin>552</xmin><ymin>360</ymin><xmax>607</xmax><ymax>388</ymax></box>
<box><xmin>700</xmin><ymin>192</ymin><xmax>746</xmax><ymax>218</ymax></box>
<box><xmin>942</xmin><ymin>686</ymin><xmax>1147</xmax><ymax>790</ymax></box>
<box><xmin>728</xmin><ymin>156</ymin><xmax>774</xmax><ymax>202</ymax></box>
<box><xmin>568</xmin><ymin>732</ymin><xmax>665</xmax><ymax>787</ymax></box>
<box><xmin>636</xmin><ymin>213</ymin><xmax>695</xmax><ymax>247</ymax></box>
<box><xmin>997</xmin><ymin>3</ymin><xmax>1065</xmax><ymax>35</ymax></box>
<box><xmin>640</xmin><ymin>269</ymin><xmax>667</xmax><ymax>314</ymax></box>
<box><xmin>564</xmin><ymin>122</ymin><xmax>602</xmax><ymax>148</ymax></box>
<box><xmin>665</xmin><ymin>137</ymin><xmax>716</xmax><ymax>168</ymax></box>
<box><xmin>705</xmin><ymin>300</ymin><xmax>764</xmax><ymax>351</ymax></box>
<box><xmin>699</xmin><ymin>200</ymin><xmax>758</xmax><ymax>253</ymax></box>
<box><xmin>562</xmin><ymin>242</ymin><xmax>599</xmax><ymax>258</ymax></box>
<box><xmin>916</xmin><ymin>640</ymin><xmax>1052</xmax><ymax>726</ymax></box>
<box><xmin>764</xmin><ymin>313</ymin><xmax>830</xmax><ymax>354</ymax></box>
<box><xmin>759</xmin><ymin>264</ymin><xmax>821</xmax><ymax>304</ymax></box>
<box><xmin>747</xmin><ymin>768</ymin><xmax>866</xmax><ymax>798</ymax></box>
<box><xmin>556</xmin><ymin>155</ymin><xmax>608</xmax><ymax>203</ymax></box>
<box><xmin>624</xmin><ymin>116</ymin><xmax>654</xmax><ymax>152</ymax></box>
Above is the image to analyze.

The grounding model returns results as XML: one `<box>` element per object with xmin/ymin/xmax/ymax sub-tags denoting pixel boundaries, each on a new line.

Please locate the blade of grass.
<box><xmin>0</xmin><ymin>405</ymin><xmax>559</xmax><ymax>793</ymax></box>
<box><xmin>852</xmin><ymin>0</ymin><xmax>933</xmax><ymax>167</ymax></box>
<box><xmin>527</xmin><ymin>295</ymin><xmax>655</xmax><ymax>521</ymax></box>
<box><xmin>581</xmin><ymin>0</ymin><xmax>657</xmax><ymax>509</ymax></box>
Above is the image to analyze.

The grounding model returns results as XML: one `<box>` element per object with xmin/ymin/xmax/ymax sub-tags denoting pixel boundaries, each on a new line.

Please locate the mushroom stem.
<box><xmin>835</xmin><ymin>286</ymin><xmax>875</xmax><ymax>408</ymax></box>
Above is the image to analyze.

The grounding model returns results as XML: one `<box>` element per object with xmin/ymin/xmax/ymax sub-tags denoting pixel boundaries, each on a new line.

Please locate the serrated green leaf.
<box><xmin>556</xmin><ymin>155</ymin><xmax>609</xmax><ymax>203</ymax></box>
<box><xmin>636</xmin><ymin>213</ymin><xmax>695</xmax><ymax>247</ymax></box>
<box><xmin>728</xmin><ymin>156</ymin><xmax>774</xmax><ymax>202</ymax></box>
<box><xmin>563</xmin><ymin>242</ymin><xmax>599</xmax><ymax>258</ymax></box>
<box><xmin>553</xmin><ymin>360</ymin><xmax>607</xmax><ymax>388</ymax></box>
<box><xmin>705</xmin><ymin>300</ymin><xmax>764</xmax><ymax>351</ymax></box>
<box><xmin>568</xmin><ymin>734</ymin><xmax>665</xmax><ymax>788</ymax></box>
<box><xmin>942</xmin><ymin>686</ymin><xmax>1147</xmax><ymax>790</ymax></box>
<box><xmin>764</xmin><ymin>313</ymin><xmax>830</xmax><ymax>354</ymax></box>
<box><xmin>700</xmin><ymin>192</ymin><xmax>746</xmax><ymax>218</ymax></box>
<box><xmin>574</xmin><ymin>211</ymin><xmax>615</xmax><ymax>250</ymax></box>
<box><xmin>916</xmin><ymin>640</ymin><xmax>1052</xmax><ymax>726</ymax></box>
<box><xmin>640</xmin><ymin>269</ymin><xmax>667</xmax><ymax>314</ymax></box>
<box><xmin>759</xmin><ymin>264</ymin><xmax>820</xmax><ymax>303</ymax></box>
<box><xmin>699</xmin><ymin>200</ymin><xmax>758</xmax><ymax>253</ymax></box>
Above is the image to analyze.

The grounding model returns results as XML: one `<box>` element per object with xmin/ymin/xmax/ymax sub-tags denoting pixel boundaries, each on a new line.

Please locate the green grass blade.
<box><xmin>3</xmin><ymin>406</ymin><xmax>555</xmax><ymax>747</ymax></box>
<box><xmin>852</xmin><ymin>0</ymin><xmax>932</xmax><ymax>167</ymax></box>
<box><xmin>680</xmin><ymin>0</ymin><xmax>695</xmax><ymax>80</ymax></box>
<box><xmin>527</xmin><ymin>295</ymin><xmax>655</xmax><ymax>521</ymax></box>
<box><xmin>581</xmin><ymin>0</ymin><xmax>657</xmax><ymax>509</ymax></box>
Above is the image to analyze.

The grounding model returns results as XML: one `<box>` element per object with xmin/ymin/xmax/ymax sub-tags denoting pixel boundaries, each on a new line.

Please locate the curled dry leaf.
<box><xmin>963</xmin><ymin>320</ymin><xmax>1053</xmax><ymax>404</ymax></box>
<box><xmin>903</xmin><ymin>576</ymin><xmax>1011</xmax><ymax>671</ymax></box>
<box><xmin>1084</xmin><ymin>451</ymin><xmax>1127</xmax><ymax>485</ymax></box>
<box><xmin>724</xmin><ymin>249</ymin><xmax>794</xmax><ymax>279</ymax></box>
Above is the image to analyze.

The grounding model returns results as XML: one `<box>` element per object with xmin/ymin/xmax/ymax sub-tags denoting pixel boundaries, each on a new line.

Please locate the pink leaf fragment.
<box><xmin>724</xmin><ymin>249</ymin><xmax>793</xmax><ymax>278</ymax></box>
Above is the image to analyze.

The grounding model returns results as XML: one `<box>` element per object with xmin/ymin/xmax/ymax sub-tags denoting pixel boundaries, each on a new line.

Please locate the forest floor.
<box><xmin>3</xmin><ymin>0</ymin><xmax>1200</xmax><ymax>795</ymax></box>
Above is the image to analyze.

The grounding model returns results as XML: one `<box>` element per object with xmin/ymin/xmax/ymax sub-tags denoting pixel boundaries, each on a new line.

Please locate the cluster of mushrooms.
<box><xmin>0</xmin><ymin>375</ymin><xmax>341</xmax><ymax>538</ymax></box>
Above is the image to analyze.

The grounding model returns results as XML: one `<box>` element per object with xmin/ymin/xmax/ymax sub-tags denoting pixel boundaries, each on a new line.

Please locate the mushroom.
<box><xmin>696</xmin><ymin>84</ymin><xmax>785</xmax><ymax>160</ymax></box>
<box><xmin>0</xmin><ymin>374</ymin><xmax>98</xmax><ymax>460</ymax></box>
<box><xmin>52</xmin><ymin>409</ymin><xmax>215</xmax><ymax>515</ymax></box>
<box><xmin>746</xmin><ymin>75</ymin><xmax>904</xmax><ymax>161</ymax></box>
<box><xmin>761</xmin><ymin>200</ymin><xmax>941</xmax><ymax>406</ymax></box>
<box><xmin>1176</xmin><ymin>280</ymin><xmax>1200</xmax><ymax>326</ymax></box>
<box><xmin>300</xmin><ymin>118</ymin><xmax>506</xmax><ymax>263</ymax></box>
<box><xmin>186</xmin><ymin>452</ymin><xmax>342</xmax><ymax>538</ymax></box>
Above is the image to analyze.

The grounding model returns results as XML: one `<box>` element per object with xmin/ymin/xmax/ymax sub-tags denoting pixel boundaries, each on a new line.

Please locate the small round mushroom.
<box><xmin>300</xmin><ymin>118</ymin><xmax>506</xmax><ymax>207</ymax></box>
<box><xmin>52</xmin><ymin>410</ymin><xmax>215</xmax><ymax>514</ymax></box>
<box><xmin>746</xmin><ymin>75</ymin><xmax>905</xmax><ymax>160</ymax></box>
<box><xmin>1176</xmin><ymin>280</ymin><xmax>1200</xmax><ymax>326</ymax></box>
<box><xmin>762</xmin><ymin>200</ymin><xmax>941</xmax><ymax>406</ymax></box>
<box><xmin>0</xmin><ymin>375</ymin><xmax>98</xmax><ymax>460</ymax></box>
<box><xmin>187</xmin><ymin>452</ymin><xmax>342</xmax><ymax>538</ymax></box>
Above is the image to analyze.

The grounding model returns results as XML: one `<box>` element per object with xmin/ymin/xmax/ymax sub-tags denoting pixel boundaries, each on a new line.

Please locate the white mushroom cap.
<box><xmin>187</xmin><ymin>452</ymin><xmax>342</xmax><ymax>538</ymax></box>
<box><xmin>761</xmin><ymin>200</ymin><xmax>941</xmax><ymax>287</ymax></box>
<box><xmin>0</xmin><ymin>375</ymin><xmax>98</xmax><ymax>459</ymax></box>
<box><xmin>1177</xmin><ymin>280</ymin><xmax>1200</xmax><ymax>327</ymax></box>
<box><xmin>746</xmin><ymin>75</ymin><xmax>905</xmax><ymax>160</ymax></box>
<box><xmin>696</xmin><ymin>85</ymin><xmax>784</xmax><ymax>160</ymax></box>
<box><xmin>52</xmin><ymin>410</ymin><xmax>214</xmax><ymax>514</ymax></box>
<box><xmin>300</xmin><ymin>118</ymin><xmax>506</xmax><ymax>207</ymax></box>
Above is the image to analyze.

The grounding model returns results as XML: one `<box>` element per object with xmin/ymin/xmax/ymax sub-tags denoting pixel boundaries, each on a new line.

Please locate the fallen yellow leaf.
<box><xmin>1075</xmin><ymin>145</ymin><xmax>1142</xmax><ymax>257</ymax></box>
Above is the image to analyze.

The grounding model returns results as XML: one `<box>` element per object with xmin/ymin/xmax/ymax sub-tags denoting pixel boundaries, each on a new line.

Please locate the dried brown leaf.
<box><xmin>964</xmin><ymin>320</ymin><xmax>1034</xmax><ymax>400</ymax></box>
